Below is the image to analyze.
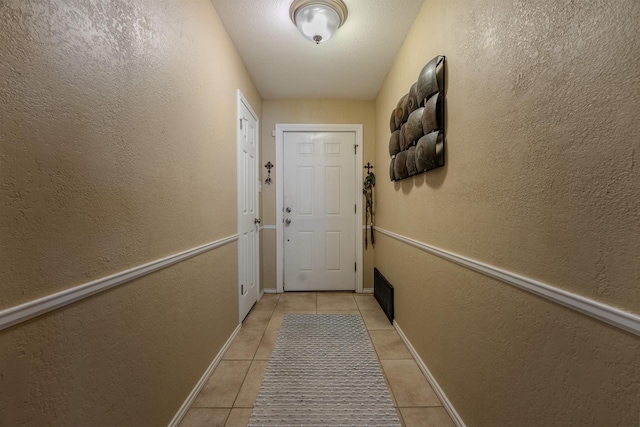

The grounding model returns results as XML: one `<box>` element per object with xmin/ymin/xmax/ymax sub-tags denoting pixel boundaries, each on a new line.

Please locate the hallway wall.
<box><xmin>374</xmin><ymin>0</ymin><xmax>639</xmax><ymax>426</ymax></box>
<box><xmin>0</xmin><ymin>0</ymin><xmax>261</xmax><ymax>425</ymax></box>
<box><xmin>260</xmin><ymin>99</ymin><xmax>376</xmax><ymax>291</ymax></box>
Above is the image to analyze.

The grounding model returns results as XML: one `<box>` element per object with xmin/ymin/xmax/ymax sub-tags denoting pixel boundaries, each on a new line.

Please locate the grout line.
<box><xmin>396</xmin><ymin>408</ymin><xmax>405</xmax><ymax>427</ymax></box>
<box><xmin>230</xmin><ymin>324</ymin><xmax>268</xmax><ymax>409</ymax></box>
<box><xmin>222</xmin><ymin>408</ymin><xmax>231</xmax><ymax>427</ymax></box>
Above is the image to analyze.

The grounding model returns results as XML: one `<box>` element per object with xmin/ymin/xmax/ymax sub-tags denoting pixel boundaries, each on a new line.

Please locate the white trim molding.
<box><xmin>376</xmin><ymin>227</ymin><xmax>640</xmax><ymax>336</ymax></box>
<box><xmin>0</xmin><ymin>235</ymin><xmax>239</xmax><ymax>331</ymax></box>
<box><xmin>394</xmin><ymin>321</ymin><xmax>466</xmax><ymax>427</ymax></box>
<box><xmin>261</xmin><ymin>225</ymin><xmax>277</xmax><ymax>230</ymax></box>
<box><xmin>169</xmin><ymin>323</ymin><xmax>242</xmax><ymax>427</ymax></box>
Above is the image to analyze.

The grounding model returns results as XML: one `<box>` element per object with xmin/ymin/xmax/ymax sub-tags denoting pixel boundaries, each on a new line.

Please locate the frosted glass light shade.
<box><xmin>295</xmin><ymin>4</ymin><xmax>340</xmax><ymax>44</ymax></box>
<box><xmin>290</xmin><ymin>0</ymin><xmax>348</xmax><ymax>44</ymax></box>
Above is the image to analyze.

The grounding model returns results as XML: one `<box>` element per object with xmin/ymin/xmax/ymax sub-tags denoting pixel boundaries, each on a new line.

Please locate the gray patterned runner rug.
<box><xmin>249</xmin><ymin>314</ymin><xmax>401</xmax><ymax>426</ymax></box>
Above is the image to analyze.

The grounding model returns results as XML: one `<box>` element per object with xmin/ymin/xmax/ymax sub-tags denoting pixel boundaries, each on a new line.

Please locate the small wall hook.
<box><xmin>364</xmin><ymin>162</ymin><xmax>374</xmax><ymax>173</ymax></box>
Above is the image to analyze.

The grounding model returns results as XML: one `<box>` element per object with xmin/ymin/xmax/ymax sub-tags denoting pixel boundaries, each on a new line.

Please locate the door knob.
<box><xmin>254</xmin><ymin>218</ymin><xmax>261</xmax><ymax>224</ymax></box>
<box><xmin>285</xmin><ymin>207</ymin><xmax>292</xmax><ymax>213</ymax></box>
<box><xmin>285</xmin><ymin>218</ymin><xmax>291</xmax><ymax>225</ymax></box>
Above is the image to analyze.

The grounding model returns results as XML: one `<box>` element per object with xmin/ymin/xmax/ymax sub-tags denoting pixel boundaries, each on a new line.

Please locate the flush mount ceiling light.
<box><xmin>289</xmin><ymin>0</ymin><xmax>348</xmax><ymax>44</ymax></box>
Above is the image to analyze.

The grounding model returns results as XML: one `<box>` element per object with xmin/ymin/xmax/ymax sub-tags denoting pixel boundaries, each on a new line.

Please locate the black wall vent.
<box><xmin>374</xmin><ymin>268</ymin><xmax>394</xmax><ymax>324</ymax></box>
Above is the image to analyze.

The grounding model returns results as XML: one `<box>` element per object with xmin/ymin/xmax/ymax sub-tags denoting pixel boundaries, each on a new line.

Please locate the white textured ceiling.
<box><xmin>209</xmin><ymin>0</ymin><xmax>425</xmax><ymax>100</ymax></box>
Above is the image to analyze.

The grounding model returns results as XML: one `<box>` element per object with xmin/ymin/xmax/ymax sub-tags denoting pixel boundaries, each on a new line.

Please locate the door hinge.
<box><xmin>354</xmin><ymin>144</ymin><xmax>358</xmax><ymax>154</ymax></box>
<box><xmin>355</xmin><ymin>204</ymin><xmax>357</xmax><ymax>214</ymax></box>
<box><xmin>239</xmin><ymin>118</ymin><xmax>243</xmax><ymax>130</ymax></box>
<box><xmin>241</xmin><ymin>284</ymin><xmax>244</xmax><ymax>295</ymax></box>
<box><xmin>355</xmin><ymin>262</ymin><xmax>357</xmax><ymax>272</ymax></box>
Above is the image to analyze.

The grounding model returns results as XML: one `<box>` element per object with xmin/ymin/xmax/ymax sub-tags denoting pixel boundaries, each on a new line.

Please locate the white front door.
<box><xmin>282</xmin><ymin>131</ymin><xmax>357</xmax><ymax>291</ymax></box>
<box><xmin>237</xmin><ymin>92</ymin><xmax>259</xmax><ymax>322</ymax></box>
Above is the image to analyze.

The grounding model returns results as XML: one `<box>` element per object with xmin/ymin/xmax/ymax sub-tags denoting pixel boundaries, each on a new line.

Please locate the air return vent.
<box><xmin>374</xmin><ymin>268</ymin><xmax>394</xmax><ymax>324</ymax></box>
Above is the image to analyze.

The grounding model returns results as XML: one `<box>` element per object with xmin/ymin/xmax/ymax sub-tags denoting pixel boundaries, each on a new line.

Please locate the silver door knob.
<box><xmin>285</xmin><ymin>207</ymin><xmax>292</xmax><ymax>213</ymax></box>
<box><xmin>285</xmin><ymin>218</ymin><xmax>291</xmax><ymax>225</ymax></box>
<box><xmin>254</xmin><ymin>218</ymin><xmax>261</xmax><ymax>224</ymax></box>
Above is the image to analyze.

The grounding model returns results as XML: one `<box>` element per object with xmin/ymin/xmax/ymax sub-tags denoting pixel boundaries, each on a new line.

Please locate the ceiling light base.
<box><xmin>289</xmin><ymin>0</ymin><xmax>348</xmax><ymax>26</ymax></box>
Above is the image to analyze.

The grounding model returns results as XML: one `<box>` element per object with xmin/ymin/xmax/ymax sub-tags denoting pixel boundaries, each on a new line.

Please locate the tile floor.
<box><xmin>179</xmin><ymin>292</ymin><xmax>455</xmax><ymax>427</ymax></box>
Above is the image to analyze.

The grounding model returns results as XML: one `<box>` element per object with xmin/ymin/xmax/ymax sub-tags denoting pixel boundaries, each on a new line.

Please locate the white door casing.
<box><xmin>276</xmin><ymin>124</ymin><xmax>363</xmax><ymax>293</ymax></box>
<box><xmin>237</xmin><ymin>91</ymin><xmax>260</xmax><ymax>322</ymax></box>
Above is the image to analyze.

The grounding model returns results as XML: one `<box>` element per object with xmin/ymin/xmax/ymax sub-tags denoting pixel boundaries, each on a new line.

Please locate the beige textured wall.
<box><xmin>375</xmin><ymin>0</ymin><xmax>639</xmax><ymax>425</ymax></box>
<box><xmin>260</xmin><ymin>99</ymin><xmax>376</xmax><ymax>290</ymax></box>
<box><xmin>0</xmin><ymin>0</ymin><xmax>261</xmax><ymax>425</ymax></box>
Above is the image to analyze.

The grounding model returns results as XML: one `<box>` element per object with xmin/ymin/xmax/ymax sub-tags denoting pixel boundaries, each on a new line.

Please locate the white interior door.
<box><xmin>282</xmin><ymin>131</ymin><xmax>356</xmax><ymax>291</ymax></box>
<box><xmin>237</xmin><ymin>92</ymin><xmax>259</xmax><ymax>322</ymax></box>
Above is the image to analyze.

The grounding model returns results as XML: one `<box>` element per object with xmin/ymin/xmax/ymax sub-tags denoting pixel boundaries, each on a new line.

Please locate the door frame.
<box><xmin>237</xmin><ymin>90</ymin><xmax>260</xmax><ymax>323</ymax></box>
<box><xmin>275</xmin><ymin>124</ymin><xmax>363</xmax><ymax>293</ymax></box>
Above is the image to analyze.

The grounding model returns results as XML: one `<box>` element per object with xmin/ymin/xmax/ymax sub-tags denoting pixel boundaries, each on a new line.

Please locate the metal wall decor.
<box><xmin>389</xmin><ymin>55</ymin><xmax>445</xmax><ymax>181</ymax></box>
<box><xmin>363</xmin><ymin>163</ymin><xmax>375</xmax><ymax>248</ymax></box>
<box><xmin>265</xmin><ymin>161</ymin><xmax>274</xmax><ymax>185</ymax></box>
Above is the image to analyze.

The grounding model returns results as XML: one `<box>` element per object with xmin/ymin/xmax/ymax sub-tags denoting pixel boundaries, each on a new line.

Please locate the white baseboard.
<box><xmin>168</xmin><ymin>323</ymin><xmax>242</xmax><ymax>427</ymax></box>
<box><xmin>360</xmin><ymin>288</ymin><xmax>374</xmax><ymax>294</ymax></box>
<box><xmin>394</xmin><ymin>320</ymin><xmax>466</xmax><ymax>427</ymax></box>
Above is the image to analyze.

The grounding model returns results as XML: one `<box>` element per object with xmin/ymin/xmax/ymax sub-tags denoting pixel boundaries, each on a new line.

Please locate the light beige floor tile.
<box><xmin>254</xmin><ymin>329</ymin><xmax>279</xmax><ymax>360</ymax></box>
<box><xmin>369</xmin><ymin>330</ymin><xmax>413</xmax><ymax>360</ymax></box>
<box><xmin>317</xmin><ymin>292</ymin><xmax>358</xmax><ymax>311</ymax></box>
<box><xmin>179</xmin><ymin>408</ymin><xmax>230</xmax><ymax>427</ymax></box>
<box><xmin>253</xmin><ymin>294</ymin><xmax>280</xmax><ymax>311</ymax></box>
<box><xmin>192</xmin><ymin>361</ymin><xmax>251</xmax><ymax>408</ymax></box>
<box><xmin>241</xmin><ymin>310</ymin><xmax>272</xmax><ymax>332</ymax></box>
<box><xmin>274</xmin><ymin>292</ymin><xmax>317</xmax><ymax>312</ymax></box>
<box><xmin>386</xmin><ymin>378</ymin><xmax>398</xmax><ymax>407</ymax></box>
<box><xmin>377</xmin><ymin>352</ymin><xmax>399</xmax><ymax>408</ymax></box>
<box><xmin>381</xmin><ymin>360</ymin><xmax>441</xmax><ymax>407</ymax></box>
<box><xmin>360</xmin><ymin>308</ymin><xmax>395</xmax><ymax>330</ymax></box>
<box><xmin>222</xmin><ymin>329</ymin><xmax>264</xmax><ymax>360</ymax></box>
<box><xmin>354</xmin><ymin>294</ymin><xmax>382</xmax><ymax>311</ymax></box>
<box><xmin>399</xmin><ymin>407</ymin><xmax>455</xmax><ymax>427</ymax></box>
<box><xmin>225</xmin><ymin>408</ymin><xmax>253</xmax><ymax>427</ymax></box>
<box><xmin>234</xmin><ymin>360</ymin><xmax>268</xmax><ymax>408</ymax></box>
